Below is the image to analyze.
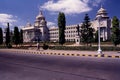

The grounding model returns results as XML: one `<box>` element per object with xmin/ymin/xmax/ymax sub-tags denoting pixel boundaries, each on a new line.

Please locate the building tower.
<box><xmin>34</xmin><ymin>10</ymin><xmax>49</xmax><ymax>41</ymax></box>
<box><xmin>22</xmin><ymin>10</ymin><xmax>49</xmax><ymax>42</ymax></box>
<box><xmin>92</xmin><ymin>6</ymin><xmax>111</xmax><ymax>41</ymax></box>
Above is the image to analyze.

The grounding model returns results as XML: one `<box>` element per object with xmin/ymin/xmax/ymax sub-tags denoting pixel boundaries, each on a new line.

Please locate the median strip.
<box><xmin>26</xmin><ymin>51</ymin><xmax>120</xmax><ymax>58</ymax></box>
<box><xmin>1</xmin><ymin>49</ymin><xmax>120</xmax><ymax>59</ymax></box>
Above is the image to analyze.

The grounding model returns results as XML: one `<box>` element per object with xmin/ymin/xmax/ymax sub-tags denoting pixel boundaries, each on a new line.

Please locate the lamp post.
<box><xmin>97</xmin><ymin>15</ymin><xmax>102</xmax><ymax>54</ymax></box>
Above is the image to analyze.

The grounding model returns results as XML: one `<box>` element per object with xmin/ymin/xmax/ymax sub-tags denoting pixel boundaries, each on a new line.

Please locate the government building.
<box><xmin>22</xmin><ymin>6</ymin><xmax>111</xmax><ymax>44</ymax></box>
<box><xmin>22</xmin><ymin>11</ymin><xmax>49</xmax><ymax>42</ymax></box>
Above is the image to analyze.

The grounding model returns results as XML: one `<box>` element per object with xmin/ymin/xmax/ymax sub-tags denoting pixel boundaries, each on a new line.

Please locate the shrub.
<box><xmin>7</xmin><ymin>43</ymin><xmax>12</xmax><ymax>48</ymax></box>
<box><xmin>42</xmin><ymin>43</ymin><xmax>49</xmax><ymax>50</ymax></box>
<box><xmin>49</xmin><ymin>46</ymin><xmax>120</xmax><ymax>51</ymax></box>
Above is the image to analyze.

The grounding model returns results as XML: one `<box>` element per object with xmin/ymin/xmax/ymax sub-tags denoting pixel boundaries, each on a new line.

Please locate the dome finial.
<box><xmin>101</xmin><ymin>4</ymin><xmax>103</xmax><ymax>8</ymax></box>
<box><xmin>27</xmin><ymin>18</ymin><xmax>29</xmax><ymax>23</ymax></box>
<box><xmin>101</xmin><ymin>3</ymin><xmax>104</xmax><ymax>8</ymax></box>
<box><xmin>40</xmin><ymin>10</ymin><xmax>42</xmax><ymax>15</ymax></box>
<box><xmin>37</xmin><ymin>5</ymin><xmax>42</xmax><ymax>15</ymax></box>
<box><xmin>26</xmin><ymin>18</ymin><xmax>31</xmax><ymax>27</ymax></box>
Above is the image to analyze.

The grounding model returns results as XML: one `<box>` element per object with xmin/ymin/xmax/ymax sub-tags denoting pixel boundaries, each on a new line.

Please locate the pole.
<box><xmin>98</xmin><ymin>16</ymin><xmax>102</xmax><ymax>54</ymax></box>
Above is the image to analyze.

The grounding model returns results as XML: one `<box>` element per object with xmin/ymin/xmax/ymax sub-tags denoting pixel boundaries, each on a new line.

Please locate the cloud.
<box><xmin>0</xmin><ymin>13</ymin><xmax>17</xmax><ymax>27</ymax></box>
<box><xmin>87</xmin><ymin>0</ymin><xmax>104</xmax><ymax>7</ymax></box>
<box><xmin>41</xmin><ymin>0</ymin><xmax>104</xmax><ymax>15</ymax></box>
<box><xmin>41</xmin><ymin>0</ymin><xmax>91</xmax><ymax>15</ymax></box>
<box><xmin>47</xmin><ymin>21</ymin><xmax>56</xmax><ymax>27</ymax></box>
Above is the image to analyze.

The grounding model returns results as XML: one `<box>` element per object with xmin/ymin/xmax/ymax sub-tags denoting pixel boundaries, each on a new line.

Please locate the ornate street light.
<box><xmin>97</xmin><ymin>15</ymin><xmax>102</xmax><ymax>54</ymax></box>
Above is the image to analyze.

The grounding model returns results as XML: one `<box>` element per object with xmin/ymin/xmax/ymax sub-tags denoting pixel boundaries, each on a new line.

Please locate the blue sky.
<box><xmin>0</xmin><ymin>0</ymin><xmax>120</xmax><ymax>30</ymax></box>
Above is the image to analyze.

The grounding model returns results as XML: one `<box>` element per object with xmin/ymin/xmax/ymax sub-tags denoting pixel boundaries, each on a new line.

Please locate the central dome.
<box><xmin>97</xmin><ymin>6</ymin><xmax>107</xmax><ymax>15</ymax></box>
<box><xmin>26</xmin><ymin>22</ymin><xmax>31</xmax><ymax>27</ymax></box>
<box><xmin>95</xmin><ymin>6</ymin><xmax>109</xmax><ymax>19</ymax></box>
<box><xmin>36</xmin><ymin>11</ymin><xmax>45</xmax><ymax>19</ymax></box>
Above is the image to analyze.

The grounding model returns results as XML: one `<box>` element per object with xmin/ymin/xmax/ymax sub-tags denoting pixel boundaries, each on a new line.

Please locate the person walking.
<box><xmin>37</xmin><ymin>43</ymin><xmax>40</xmax><ymax>50</ymax></box>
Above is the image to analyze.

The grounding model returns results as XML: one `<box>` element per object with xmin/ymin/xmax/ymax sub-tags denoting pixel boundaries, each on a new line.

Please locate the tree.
<box><xmin>94</xmin><ymin>30</ymin><xmax>98</xmax><ymax>42</ymax></box>
<box><xmin>76</xmin><ymin>24</ymin><xmax>80</xmax><ymax>36</ymax></box>
<box><xmin>13</xmin><ymin>26</ymin><xmax>20</xmax><ymax>46</ymax></box>
<box><xmin>19</xmin><ymin>29</ymin><xmax>23</xmax><ymax>44</ymax></box>
<box><xmin>80</xmin><ymin>14</ymin><xmax>94</xmax><ymax>46</ymax></box>
<box><xmin>0</xmin><ymin>27</ymin><xmax>3</xmax><ymax>45</ymax></box>
<box><xmin>5</xmin><ymin>23</ymin><xmax>11</xmax><ymax>46</ymax></box>
<box><xmin>58</xmin><ymin>12</ymin><xmax>66</xmax><ymax>45</ymax></box>
<box><xmin>10</xmin><ymin>31</ymin><xmax>14</xmax><ymax>43</ymax></box>
<box><xmin>111</xmin><ymin>16</ymin><xmax>120</xmax><ymax>46</ymax></box>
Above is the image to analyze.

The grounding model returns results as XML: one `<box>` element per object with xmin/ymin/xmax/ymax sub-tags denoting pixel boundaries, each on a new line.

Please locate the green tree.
<box><xmin>5</xmin><ymin>23</ymin><xmax>11</xmax><ymax>46</ymax></box>
<box><xmin>94</xmin><ymin>30</ymin><xmax>98</xmax><ymax>42</ymax></box>
<box><xmin>111</xmin><ymin>16</ymin><xmax>120</xmax><ymax>46</ymax></box>
<box><xmin>10</xmin><ymin>31</ymin><xmax>14</xmax><ymax>43</ymax></box>
<box><xmin>19</xmin><ymin>29</ymin><xmax>23</xmax><ymax>44</ymax></box>
<box><xmin>0</xmin><ymin>27</ymin><xmax>3</xmax><ymax>45</ymax></box>
<box><xmin>58</xmin><ymin>12</ymin><xmax>66</xmax><ymax>45</ymax></box>
<box><xmin>76</xmin><ymin>24</ymin><xmax>80</xmax><ymax>36</ymax></box>
<box><xmin>13</xmin><ymin>26</ymin><xmax>20</xmax><ymax>46</ymax></box>
<box><xmin>80</xmin><ymin>14</ymin><xmax>94</xmax><ymax>46</ymax></box>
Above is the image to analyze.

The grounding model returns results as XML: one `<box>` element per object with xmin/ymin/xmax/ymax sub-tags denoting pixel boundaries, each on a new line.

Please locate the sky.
<box><xmin>0</xmin><ymin>0</ymin><xmax>120</xmax><ymax>30</ymax></box>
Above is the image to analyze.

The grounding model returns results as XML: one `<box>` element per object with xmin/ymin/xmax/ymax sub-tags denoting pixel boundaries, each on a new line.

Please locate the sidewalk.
<box><xmin>0</xmin><ymin>49</ymin><xmax>120</xmax><ymax>58</ymax></box>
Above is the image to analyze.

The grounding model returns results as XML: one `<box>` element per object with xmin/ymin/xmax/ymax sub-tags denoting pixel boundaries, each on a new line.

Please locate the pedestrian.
<box><xmin>37</xmin><ymin>43</ymin><xmax>40</xmax><ymax>50</ymax></box>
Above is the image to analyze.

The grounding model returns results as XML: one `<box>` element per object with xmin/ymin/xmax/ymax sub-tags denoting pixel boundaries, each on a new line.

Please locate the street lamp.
<box><xmin>97</xmin><ymin>15</ymin><xmax>102</xmax><ymax>54</ymax></box>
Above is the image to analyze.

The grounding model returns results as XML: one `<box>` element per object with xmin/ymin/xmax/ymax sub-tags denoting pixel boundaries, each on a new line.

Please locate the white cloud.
<box><xmin>41</xmin><ymin>0</ymin><xmax>104</xmax><ymax>15</ymax></box>
<box><xmin>47</xmin><ymin>21</ymin><xmax>56</xmax><ymax>27</ymax></box>
<box><xmin>0</xmin><ymin>13</ymin><xmax>17</xmax><ymax>26</ymax></box>
<box><xmin>89</xmin><ymin>0</ymin><xmax>103</xmax><ymax>6</ymax></box>
<box><xmin>41</xmin><ymin>0</ymin><xmax>91</xmax><ymax>15</ymax></box>
<box><xmin>82</xmin><ymin>0</ymin><xmax>89</xmax><ymax>3</ymax></box>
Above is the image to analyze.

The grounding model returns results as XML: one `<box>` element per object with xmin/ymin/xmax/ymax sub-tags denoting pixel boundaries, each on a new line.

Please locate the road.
<box><xmin>0</xmin><ymin>51</ymin><xmax>120</xmax><ymax>80</ymax></box>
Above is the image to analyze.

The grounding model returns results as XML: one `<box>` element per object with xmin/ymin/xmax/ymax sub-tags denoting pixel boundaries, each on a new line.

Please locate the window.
<box><xmin>77</xmin><ymin>39</ymin><xmax>78</xmax><ymax>42</ymax></box>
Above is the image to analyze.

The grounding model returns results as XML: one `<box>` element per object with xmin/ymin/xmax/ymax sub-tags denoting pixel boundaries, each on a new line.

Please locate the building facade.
<box><xmin>91</xmin><ymin>6</ymin><xmax>111</xmax><ymax>41</ymax></box>
<box><xmin>22</xmin><ymin>6</ymin><xmax>112</xmax><ymax>43</ymax></box>
<box><xmin>22</xmin><ymin>11</ymin><xmax>49</xmax><ymax>42</ymax></box>
<box><xmin>49</xmin><ymin>6</ymin><xmax>111</xmax><ymax>42</ymax></box>
<box><xmin>49</xmin><ymin>24</ymin><xmax>81</xmax><ymax>42</ymax></box>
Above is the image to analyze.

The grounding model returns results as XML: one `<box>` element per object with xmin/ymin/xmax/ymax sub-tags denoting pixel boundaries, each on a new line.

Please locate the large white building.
<box><xmin>91</xmin><ymin>6</ymin><xmax>111</xmax><ymax>41</ymax></box>
<box><xmin>49</xmin><ymin>24</ymin><xmax>81</xmax><ymax>42</ymax></box>
<box><xmin>22</xmin><ymin>6</ymin><xmax>112</xmax><ymax>43</ymax></box>
<box><xmin>49</xmin><ymin>6</ymin><xmax>111</xmax><ymax>42</ymax></box>
<box><xmin>22</xmin><ymin>11</ymin><xmax>49</xmax><ymax>42</ymax></box>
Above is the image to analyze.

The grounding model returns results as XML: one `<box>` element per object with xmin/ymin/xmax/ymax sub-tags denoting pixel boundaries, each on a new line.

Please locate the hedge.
<box><xmin>49</xmin><ymin>46</ymin><xmax>120</xmax><ymax>51</ymax></box>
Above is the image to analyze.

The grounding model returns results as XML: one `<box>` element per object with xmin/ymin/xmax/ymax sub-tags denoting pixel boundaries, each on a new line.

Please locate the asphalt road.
<box><xmin>0</xmin><ymin>51</ymin><xmax>120</xmax><ymax>80</ymax></box>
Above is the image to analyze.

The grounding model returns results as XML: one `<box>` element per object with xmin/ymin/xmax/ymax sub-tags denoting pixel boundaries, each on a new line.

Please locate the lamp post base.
<box><xmin>98</xmin><ymin>48</ymin><xmax>102</xmax><ymax>54</ymax></box>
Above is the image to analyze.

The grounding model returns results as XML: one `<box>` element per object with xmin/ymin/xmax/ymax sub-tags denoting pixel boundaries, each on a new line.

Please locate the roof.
<box><xmin>22</xmin><ymin>26</ymin><xmax>35</xmax><ymax>30</ymax></box>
